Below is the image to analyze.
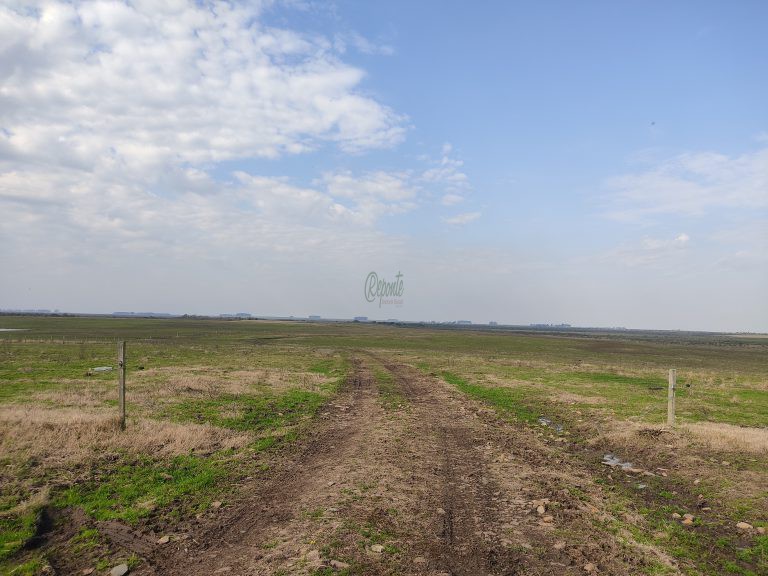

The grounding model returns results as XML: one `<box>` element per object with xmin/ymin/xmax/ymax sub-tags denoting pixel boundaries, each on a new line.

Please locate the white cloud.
<box><xmin>709</xmin><ymin>219</ymin><xmax>768</xmax><ymax>269</ymax></box>
<box><xmin>333</xmin><ymin>31</ymin><xmax>394</xmax><ymax>56</ymax></box>
<box><xmin>318</xmin><ymin>170</ymin><xmax>418</xmax><ymax>224</ymax></box>
<box><xmin>321</xmin><ymin>170</ymin><xmax>416</xmax><ymax>202</ymax></box>
<box><xmin>600</xmin><ymin>233</ymin><xmax>692</xmax><ymax>267</ymax></box>
<box><xmin>0</xmin><ymin>1</ymin><xmax>420</xmax><ymax>281</ymax></box>
<box><xmin>0</xmin><ymin>0</ymin><xmax>405</xmax><ymax>176</ymax></box>
<box><xmin>443</xmin><ymin>211</ymin><xmax>480</xmax><ymax>225</ymax></box>
<box><xmin>421</xmin><ymin>158</ymin><xmax>469</xmax><ymax>187</ymax></box>
<box><xmin>441</xmin><ymin>193</ymin><xmax>463</xmax><ymax>206</ymax></box>
<box><xmin>0</xmin><ymin>164</ymin><xmax>412</xmax><ymax>270</ymax></box>
<box><xmin>602</xmin><ymin>148</ymin><xmax>768</xmax><ymax>220</ymax></box>
<box><xmin>419</xmin><ymin>143</ymin><xmax>477</xmax><ymax>215</ymax></box>
<box><xmin>0</xmin><ymin>2</ymin><xmax>501</xmax><ymax>322</ymax></box>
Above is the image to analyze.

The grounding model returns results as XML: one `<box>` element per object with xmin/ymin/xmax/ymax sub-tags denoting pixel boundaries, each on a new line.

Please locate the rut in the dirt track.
<box><xmin>144</xmin><ymin>359</ymin><xmax>378</xmax><ymax>575</ymax></box>
<box><xmin>141</xmin><ymin>355</ymin><xmax>663</xmax><ymax>576</ymax></box>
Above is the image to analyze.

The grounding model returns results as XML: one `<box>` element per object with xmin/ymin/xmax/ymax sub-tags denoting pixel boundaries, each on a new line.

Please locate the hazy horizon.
<box><xmin>1</xmin><ymin>1</ymin><xmax>766</xmax><ymax>332</ymax></box>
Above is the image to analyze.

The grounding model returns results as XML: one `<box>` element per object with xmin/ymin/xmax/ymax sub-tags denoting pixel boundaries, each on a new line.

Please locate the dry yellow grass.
<box><xmin>550</xmin><ymin>391</ymin><xmax>605</xmax><ymax>405</ymax></box>
<box><xmin>27</xmin><ymin>366</ymin><xmax>334</xmax><ymax>412</ymax></box>
<box><xmin>588</xmin><ymin>420</ymin><xmax>682</xmax><ymax>453</ymax></box>
<box><xmin>28</xmin><ymin>379</ymin><xmax>113</xmax><ymax>408</ymax></box>
<box><xmin>0</xmin><ymin>406</ymin><xmax>250</xmax><ymax>468</ymax></box>
<box><xmin>138</xmin><ymin>366</ymin><xmax>332</xmax><ymax>395</ymax></box>
<box><xmin>0</xmin><ymin>486</ymin><xmax>50</xmax><ymax>518</ymax></box>
<box><xmin>482</xmin><ymin>373</ymin><xmax>532</xmax><ymax>388</ymax></box>
<box><xmin>682</xmin><ymin>421</ymin><xmax>768</xmax><ymax>454</ymax></box>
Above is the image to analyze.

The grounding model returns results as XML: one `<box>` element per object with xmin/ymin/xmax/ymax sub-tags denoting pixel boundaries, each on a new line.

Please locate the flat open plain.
<box><xmin>1</xmin><ymin>317</ymin><xmax>766</xmax><ymax>575</ymax></box>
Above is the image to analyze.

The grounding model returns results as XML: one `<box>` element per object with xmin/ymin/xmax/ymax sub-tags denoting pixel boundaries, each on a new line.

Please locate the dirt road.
<box><xmin>141</xmin><ymin>355</ymin><xmax>671</xmax><ymax>575</ymax></box>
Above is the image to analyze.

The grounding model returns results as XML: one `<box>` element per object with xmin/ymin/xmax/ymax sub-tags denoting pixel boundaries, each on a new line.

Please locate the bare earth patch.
<box><xmin>140</xmin><ymin>356</ymin><xmax>674</xmax><ymax>576</ymax></box>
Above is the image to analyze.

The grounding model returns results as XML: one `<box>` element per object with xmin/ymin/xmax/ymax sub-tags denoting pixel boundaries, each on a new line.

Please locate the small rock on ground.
<box><xmin>736</xmin><ymin>522</ymin><xmax>753</xmax><ymax>531</ymax></box>
<box><xmin>306</xmin><ymin>550</ymin><xmax>321</xmax><ymax>562</ymax></box>
<box><xmin>329</xmin><ymin>559</ymin><xmax>349</xmax><ymax>569</ymax></box>
<box><xmin>110</xmin><ymin>565</ymin><xmax>129</xmax><ymax>576</ymax></box>
<box><xmin>370</xmin><ymin>544</ymin><xmax>385</xmax><ymax>553</ymax></box>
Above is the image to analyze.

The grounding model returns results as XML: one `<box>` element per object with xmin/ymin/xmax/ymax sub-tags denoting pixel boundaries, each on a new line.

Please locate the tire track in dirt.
<box><xmin>144</xmin><ymin>353</ymin><xmax>673</xmax><ymax>575</ymax></box>
<box><xmin>144</xmin><ymin>357</ymin><xmax>382</xmax><ymax>575</ymax></box>
<box><xmin>371</xmin><ymin>354</ymin><xmax>534</xmax><ymax>575</ymax></box>
<box><xmin>371</xmin><ymin>354</ymin><xmax>671</xmax><ymax>576</ymax></box>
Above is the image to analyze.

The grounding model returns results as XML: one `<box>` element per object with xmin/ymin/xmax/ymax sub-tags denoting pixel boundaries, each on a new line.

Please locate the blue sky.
<box><xmin>0</xmin><ymin>1</ymin><xmax>766</xmax><ymax>330</ymax></box>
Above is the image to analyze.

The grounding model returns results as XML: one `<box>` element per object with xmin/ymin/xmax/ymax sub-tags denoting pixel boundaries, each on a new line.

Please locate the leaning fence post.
<box><xmin>667</xmin><ymin>368</ymin><xmax>676</xmax><ymax>427</ymax></box>
<box><xmin>118</xmin><ymin>341</ymin><xmax>126</xmax><ymax>430</ymax></box>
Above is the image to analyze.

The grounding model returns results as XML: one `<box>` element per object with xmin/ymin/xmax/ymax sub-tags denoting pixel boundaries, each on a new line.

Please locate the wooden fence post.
<box><xmin>667</xmin><ymin>368</ymin><xmax>676</xmax><ymax>427</ymax></box>
<box><xmin>118</xmin><ymin>341</ymin><xmax>126</xmax><ymax>430</ymax></box>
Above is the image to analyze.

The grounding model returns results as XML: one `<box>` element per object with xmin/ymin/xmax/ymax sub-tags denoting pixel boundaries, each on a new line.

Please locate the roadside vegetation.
<box><xmin>419</xmin><ymin>357</ymin><xmax>766</xmax><ymax>575</ymax></box>
<box><xmin>0</xmin><ymin>316</ymin><xmax>765</xmax><ymax>574</ymax></box>
<box><xmin>0</xmin><ymin>319</ymin><xmax>347</xmax><ymax>573</ymax></box>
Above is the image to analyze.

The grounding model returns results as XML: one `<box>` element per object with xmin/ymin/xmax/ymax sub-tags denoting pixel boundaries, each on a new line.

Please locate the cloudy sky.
<box><xmin>1</xmin><ymin>1</ymin><xmax>766</xmax><ymax>331</ymax></box>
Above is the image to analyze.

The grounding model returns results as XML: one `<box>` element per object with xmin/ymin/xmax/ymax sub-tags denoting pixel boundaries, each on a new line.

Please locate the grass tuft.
<box><xmin>442</xmin><ymin>371</ymin><xmax>539</xmax><ymax>423</ymax></box>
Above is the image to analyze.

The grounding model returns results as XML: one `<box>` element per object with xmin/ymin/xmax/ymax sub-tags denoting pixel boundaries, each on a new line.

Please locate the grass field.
<box><xmin>0</xmin><ymin>316</ymin><xmax>766</xmax><ymax>575</ymax></box>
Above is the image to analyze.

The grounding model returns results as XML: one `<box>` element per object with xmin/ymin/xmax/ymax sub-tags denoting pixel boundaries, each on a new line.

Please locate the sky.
<box><xmin>0</xmin><ymin>0</ymin><xmax>766</xmax><ymax>331</ymax></box>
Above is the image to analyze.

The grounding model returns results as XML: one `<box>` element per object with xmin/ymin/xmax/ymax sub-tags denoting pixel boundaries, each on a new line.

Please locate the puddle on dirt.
<box><xmin>602</xmin><ymin>453</ymin><xmax>634</xmax><ymax>470</ymax></box>
<box><xmin>538</xmin><ymin>416</ymin><xmax>564</xmax><ymax>433</ymax></box>
<box><xmin>89</xmin><ymin>366</ymin><xmax>113</xmax><ymax>373</ymax></box>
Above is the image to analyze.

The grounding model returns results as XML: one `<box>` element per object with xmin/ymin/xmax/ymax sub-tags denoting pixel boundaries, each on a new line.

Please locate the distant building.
<box><xmin>456</xmin><ymin>320</ymin><xmax>472</xmax><ymax>325</ymax></box>
<box><xmin>309</xmin><ymin>315</ymin><xmax>321</xmax><ymax>320</ymax></box>
<box><xmin>489</xmin><ymin>321</ymin><xmax>498</xmax><ymax>326</ymax></box>
<box><xmin>113</xmin><ymin>311</ymin><xmax>174</xmax><ymax>318</ymax></box>
<box><xmin>353</xmin><ymin>316</ymin><xmax>369</xmax><ymax>322</ymax></box>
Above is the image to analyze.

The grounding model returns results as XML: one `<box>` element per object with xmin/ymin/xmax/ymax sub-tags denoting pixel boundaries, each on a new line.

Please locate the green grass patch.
<box><xmin>56</xmin><ymin>454</ymin><xmax>226</xmax><ymax>523</ymax></box>
<box><xmin>373</xmin><ymin>368</ymin><xmax>405</xmax><ymax>410</ymax></box>
<box><xmin>734</xmin><ymin>534</ymin><xmax>767</xmax><ymax>573</ymax></box>
<box><xmin>442</xmin><ymin>371</ymin><xmax>539</xmax><ymax>423</ymax></box>
<box><xmin>70</xmin><ymin>527</ymin><xmax>100</xmax><ymax>553</ymax></box>
<box><xmin>611</xmin><ymin>483</ymin><xmax>766</xmax><ymax>575</ymax></box>
<box><xmin>165</xmin><ymin>388</ymin><xmax>327</xmax><ymax>432</ymax></box>
<box><xmin>0</xmin><ymin>506</ymin><xmax>41</xmax><ymax>562</ymax></box>
<box><xmin>0</xmin><ymin>556</ymin><xmax>46</xmax><ymax>576</ymax></box>
<box><xmin>309</xmin><ymin>359</ymin><xmax>339</xmax><ymax>376</ymax></box>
